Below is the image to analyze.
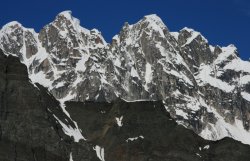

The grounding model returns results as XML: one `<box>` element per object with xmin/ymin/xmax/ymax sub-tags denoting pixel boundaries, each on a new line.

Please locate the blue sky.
<box><xmin>0</xmin><ymin>0</ymin><xmax>249</xmax><ymax>60</ymax></box>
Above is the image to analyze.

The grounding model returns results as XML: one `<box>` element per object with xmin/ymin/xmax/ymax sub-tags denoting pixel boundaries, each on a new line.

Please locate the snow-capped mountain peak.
<box><xmin>179</xmin><ymin>27</ymin><xmax>208</xmax><ymax>47</ymax></box>
<box><xmin>1</xmin><ymin>11</ymin><xmax>250</xmax><ymax>146</ymax></box>
<box><xmin>143</xmin><ymin>14</ymin><xmax>167</xmax><ymax>29</ymax></box>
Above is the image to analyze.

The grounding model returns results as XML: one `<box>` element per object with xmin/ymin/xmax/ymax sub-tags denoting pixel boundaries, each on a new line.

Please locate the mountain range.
<box><xmin>0</xmin><ymin>11</ymin><xmax>250</xmax><ymax>161</ymax></box>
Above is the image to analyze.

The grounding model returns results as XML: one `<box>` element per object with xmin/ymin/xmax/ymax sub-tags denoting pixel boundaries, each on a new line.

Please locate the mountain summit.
<box><xmin>0</xmin><ymin>10</ymin><xmax>250</xmax><ymax>149</ymax></box>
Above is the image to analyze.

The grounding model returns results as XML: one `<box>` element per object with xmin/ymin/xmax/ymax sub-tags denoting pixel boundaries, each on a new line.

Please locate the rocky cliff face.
<box><xmin>0</xmin><ymin>11</ymin><xmax>250</xmax><ymax>146</ymax></box>
<box><xmin>1</xmin><ymin>50</ymin><xmax>250</xmax><ymax>161</ymax></box>
<box><xmin>0</xmin><ymin>50</ymin><xmax>99</xmax><ymax>161</ymax></box>
<box><xmin>65</xmin><ymin>99</ymin><xmax>250</xmax><ymax>161</ymax></box>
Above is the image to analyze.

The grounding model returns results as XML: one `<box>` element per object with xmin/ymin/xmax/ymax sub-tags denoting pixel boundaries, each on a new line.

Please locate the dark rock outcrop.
<box><xmin>66</xmin><ymin>99</ymin><xmax>250</xmax><ymax>161</ymax></box>
<box><xmin>0</xmin><ymin>50</ymin><xmax>97</xmax><ymax>161</ymax></box>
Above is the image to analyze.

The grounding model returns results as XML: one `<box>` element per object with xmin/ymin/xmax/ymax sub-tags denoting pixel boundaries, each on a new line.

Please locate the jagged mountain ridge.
<box><xmin>0</xmin><ymin>11</ymin><xmax>250</xmax><ymax>145</ymax></box>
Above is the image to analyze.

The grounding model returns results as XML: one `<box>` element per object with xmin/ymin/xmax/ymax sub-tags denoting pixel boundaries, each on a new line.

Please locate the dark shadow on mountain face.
<box><xmin>66</xmin><ymin>99</ymin><xmax>250</xmax><ymax>161</ymax></box>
